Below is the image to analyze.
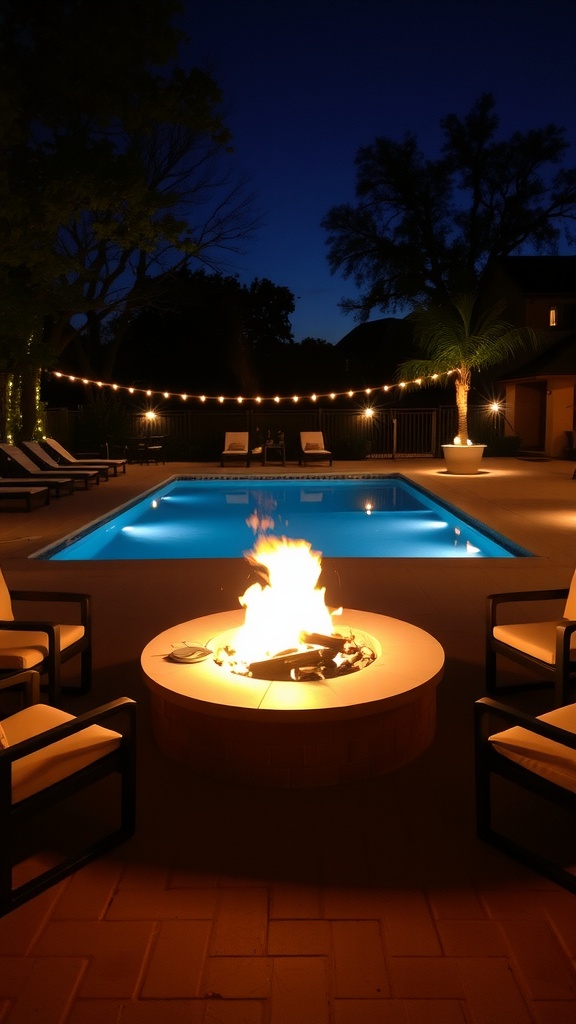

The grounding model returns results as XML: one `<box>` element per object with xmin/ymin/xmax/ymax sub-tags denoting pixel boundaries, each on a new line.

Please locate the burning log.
<box><xmin>247</xmin><ymin>647</ymin><xmax>328</xmax><ymax>680</ymax></box>
<box><xmin>299</xmin><ymin>631</ymin><xmax>349</xmax><ymax>651</ymax></box>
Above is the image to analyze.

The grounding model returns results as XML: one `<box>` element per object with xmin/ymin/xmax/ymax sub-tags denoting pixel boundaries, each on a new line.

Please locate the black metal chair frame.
<box><xmin>486</xmin><ymin>587</ymin><xmax>576</xmax><ymax>707</ymax></box>
<box><xmin>1</xmin><ymin>587</ymin><xmax>92</xmax><ymax>703</ymax></box>
<box><xmin>475</xmin><ymin>696</ymin><xmax>576</xmax><ymax>894</ymax></box>
<box><xmin>0</xmin><ymin>696</ymin><xmax>136</xmax><ymax>917</ymax></box>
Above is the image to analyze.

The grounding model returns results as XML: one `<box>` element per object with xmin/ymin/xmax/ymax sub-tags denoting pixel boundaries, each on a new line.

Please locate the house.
<box><xmin>488</xmin><ymin>256</ymin><xmax>576</xmax><ymax>456</ymax></box>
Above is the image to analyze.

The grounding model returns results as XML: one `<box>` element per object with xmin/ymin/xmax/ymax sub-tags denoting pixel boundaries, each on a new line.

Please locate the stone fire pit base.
<box><xmin>141</xmin><ymin>609</ymin><xmax>444</xmax><ymax>788</ymax></box>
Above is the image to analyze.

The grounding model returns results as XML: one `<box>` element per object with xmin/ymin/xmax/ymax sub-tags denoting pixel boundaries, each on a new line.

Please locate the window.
<box><xmin>549</xmin><ymin>306</ymin><xmax>558</xmax><ymax>327</ymax></box>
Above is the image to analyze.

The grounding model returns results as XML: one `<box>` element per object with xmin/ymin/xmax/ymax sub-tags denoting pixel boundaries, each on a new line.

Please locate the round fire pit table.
<box><xmin>141</xmin><ymin>608</ymin><xmax>444</xmax><ymax>788</ymax></box>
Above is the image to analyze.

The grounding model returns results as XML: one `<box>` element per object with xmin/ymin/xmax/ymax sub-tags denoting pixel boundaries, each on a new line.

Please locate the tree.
<box><xmin>106</xmin><ymin>270</ymin><xmax>295</xmax><ymax>395</ymax></box>
<box><xmin>0</xmin><ymin>0</ymin><xmax>257</xmax><ymax>438</ymax></box>
<box><xmin>397</xmin><ymin>294</ymin><xmax>539</xmax><ymax>445</ymax></box>
<box><xmin>322</xmin><ymin>94</ymin><xmax>576</xmax><ymax>321</ymax></box>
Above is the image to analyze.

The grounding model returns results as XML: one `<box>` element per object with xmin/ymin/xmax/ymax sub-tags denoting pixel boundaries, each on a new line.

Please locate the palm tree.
<box><xmin>397</xmin><ymin>294</ymin><xmax>539</xmax><ymax>445</ymax></box>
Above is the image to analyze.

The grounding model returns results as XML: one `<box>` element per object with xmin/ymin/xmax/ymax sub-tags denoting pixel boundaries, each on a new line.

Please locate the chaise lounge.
<box><xmin>41</xmin><ymin>437</ymin><xmax>127</xmax><ymax>475</ymax></box>
<box><xmin>221</xmin><ymin>432</ymin><xmax>250</xmax><ymax>467</ymax></box>
<box><xmin>19</xmin><ymin>442</ymin><xmax>101</xmax><ymax>488</ymax></box>
<box><xmin>299</xmin><ymin>431</ymin><xmax>332</xmax><ymax>466</ymax></box>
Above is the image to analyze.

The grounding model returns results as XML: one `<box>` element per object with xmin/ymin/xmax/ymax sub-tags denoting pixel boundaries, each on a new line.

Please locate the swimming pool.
<box><xmin>33</xmin><ymin>475</ymin><xmax>531</xmax><ymax>560</ymax></box>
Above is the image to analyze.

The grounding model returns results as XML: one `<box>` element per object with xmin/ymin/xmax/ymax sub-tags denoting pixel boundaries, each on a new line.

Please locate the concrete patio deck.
<box><xmin>1</xmin><ymin>455</ymin><xmax>576</xmax><ymax>1023</ymax></box>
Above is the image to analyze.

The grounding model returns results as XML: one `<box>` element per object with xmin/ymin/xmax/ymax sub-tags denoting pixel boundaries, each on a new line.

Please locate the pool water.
<box><xmin>33</xmin><ymin>475</ymin><xmax>531</xmax><ymax>561</ymax></box>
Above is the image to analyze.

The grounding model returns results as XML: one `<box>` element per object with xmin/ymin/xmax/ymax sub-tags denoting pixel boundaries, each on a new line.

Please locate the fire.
<box><xmin>231</xmin><ymin>536</ymin><xmax>335</xmax><ymax>668</ymax></box>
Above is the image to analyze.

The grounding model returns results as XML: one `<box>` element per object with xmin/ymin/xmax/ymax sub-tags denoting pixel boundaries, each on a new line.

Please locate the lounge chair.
<box><xmin>0</xmin><ymin>683</ymin><xmax>136</xmax><ymax>917</ymax></box>
<box><xmin>0</xmin><ymin>484</ymin><xmax>50</xmax><ymax>512</ymax></box>
<box><xmin>486</xmin><ymin>570</ymin><xmax>576</xmax><ymax>708</ymax></box>
<box><xmin>17</xmin><ymin>442</ymin><xmax>100</xmax><ymax>489</ymax></box>
<box><xmin>42</xmin><ymin>437</ymin><xmax>127</xmax><ymax>475</ymax></box>
<box><xmin>221</xmin><ymin>432</ymin><xmax>250</xmax><ymax>467</ymax></box>
<box><xmin>0</xmin><ymin>566</ymin><xmax>92</xmax><ymax>703</ymax></box>
<box><xmin>0</xmin><ymin>448</ymin><xmax>75</xmax><ymax>498</ymax></box>
<box><xmin>299</xmin><ymin>431</ymin><xmax>332</xmax><ymax>466</ymax></box>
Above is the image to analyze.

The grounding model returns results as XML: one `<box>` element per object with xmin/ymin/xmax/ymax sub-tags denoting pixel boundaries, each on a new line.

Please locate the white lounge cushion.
<box><xmin>490</xmin><ymin>703</ymin><xmax>576</xmax><ymax>794</ymax></box>
<box><xmin>492</xmin><ymin>620</ymin><xmax>576</xmax><ymax>665</ymax></box>
<box><xmin>1</xmin><ymin>703</ymin><xmax>121</xmax><ymax>804</ymax></box>
<box><xmin>0</xmin><ymin>624</ymin><xmax>85</xmax><ymax>670</ymax></box>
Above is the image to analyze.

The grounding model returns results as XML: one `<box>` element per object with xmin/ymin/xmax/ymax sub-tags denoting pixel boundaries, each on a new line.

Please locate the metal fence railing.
<box><xmin>45</xmin><ymin>404</ymin><xmax>503</xmax><ymax>462</ymax></box>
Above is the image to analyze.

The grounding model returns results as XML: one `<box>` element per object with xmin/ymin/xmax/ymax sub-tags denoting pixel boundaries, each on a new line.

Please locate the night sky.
<box><xmin>183</xmin><ymin>0</ymin><xmax>576</xmax><ymax>344</ymax></box>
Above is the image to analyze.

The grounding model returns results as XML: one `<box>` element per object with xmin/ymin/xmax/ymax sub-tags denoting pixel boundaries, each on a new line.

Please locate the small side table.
<box><xmin>262</xmin><ymin>444</ymin><xmax>286</xmax><ymax>465</ymax></box>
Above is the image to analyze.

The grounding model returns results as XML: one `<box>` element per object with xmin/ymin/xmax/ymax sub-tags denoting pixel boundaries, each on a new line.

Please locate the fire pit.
<box><xmin>141</xmin><ymin>535</ymin><xmax>444</xmax><ymax>786</ymax></box>
<box><xmin>141</xmin><ymin>607</ymin><xmax>444</xmax><ymax>788</ymax></box>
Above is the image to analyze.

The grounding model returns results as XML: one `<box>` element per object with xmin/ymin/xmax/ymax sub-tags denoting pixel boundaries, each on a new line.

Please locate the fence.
<box><xmin>45</xmin><ymin>403</ymin><xmax>502</xmax><ymax>462</ymax></box>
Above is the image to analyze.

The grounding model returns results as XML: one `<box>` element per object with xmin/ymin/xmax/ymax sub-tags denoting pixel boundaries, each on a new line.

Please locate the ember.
<box><xmin>214</xmin><ymin>535</ymin><xmax>377</xmax><ymax>680</ymax></box>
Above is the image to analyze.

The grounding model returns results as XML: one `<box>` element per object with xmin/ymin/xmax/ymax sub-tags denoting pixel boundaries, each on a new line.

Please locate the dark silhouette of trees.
<box><xmin>107</xmin><ymin>270</ymin><xmax>296</xmax><ymax>396</ymax></box>
<box><xmin>0</xmin><ymin>0</ymin><xmax>258</xmax><ymax>438</ymax></box>
<box><xmin>322</xmin><ymin>94</ymin><xmax>576</xmax><ymax>322</ymax></box>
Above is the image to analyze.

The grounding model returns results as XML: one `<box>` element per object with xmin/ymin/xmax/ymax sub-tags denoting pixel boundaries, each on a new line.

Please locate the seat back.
<box><xmin>0</xmin><ymin>443</ymin><xmax>39</xmax><ymax>474</ymax></box>
<box><xmin>564</xmin><ymin>569</ymin><xmax>576</xmax><ymax>620</ymax></box>
<box><xmin>300</xmin><ymin>431</ymin><xmax>326</xmax><ymax>452</ymax></box>
<box><xmin>20</xmin><ymin>441</ymin><xmax>55</xmax><ymax>468</ymax></box>
<box><xmin>43</xmin><ymin>438</ymin><xmax>70</xmax><ymax>460</ymax></box>
<box><xmin>223</xmin><ymin>432</ymin><xmax>248</xmax><ymax>452</ymax></box>
<box><xmin>0</xmin><ymin>570</ymin><xmax>14</xmax><ymax>622</ymax></box>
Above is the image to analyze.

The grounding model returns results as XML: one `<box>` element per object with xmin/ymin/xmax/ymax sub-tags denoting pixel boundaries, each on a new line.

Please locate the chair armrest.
<box><xmin>0</xmin><ymin>619</ymin><xmax>61</xmax><ymax>643</ymax></box>
<box><xmin>475</xmin><ymin>696</ymin><xmax>576</xmax><ymax>749</ymax></box>
<box><xmin>556</xmin><ymin>621</ymin><xmax>576</xmax><ymax>661</ymax></box>
<box><xmin>0</xmin><ymin>671</ymin><xmax>40</xmax><ymax>704</ymax></box>
<box><xmin>0</xmin><ymin>697</ymin><xmax>136</xmax><ymax>762</ymax></box>
<box><xmin>10</xmin><ymin>591</ymin><xmax>90</xmax><ymax>626</ymax></box>
<box><xmin>487</xmin><ymin>588</ymin><xmax>569</xmax><ymax>628</ymax></box>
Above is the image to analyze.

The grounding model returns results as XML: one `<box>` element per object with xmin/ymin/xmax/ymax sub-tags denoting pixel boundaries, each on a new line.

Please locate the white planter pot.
<box><xmin>441</xmin><ymin>444</ymin><xmax>486</xmax><ymax>475</ymax></box>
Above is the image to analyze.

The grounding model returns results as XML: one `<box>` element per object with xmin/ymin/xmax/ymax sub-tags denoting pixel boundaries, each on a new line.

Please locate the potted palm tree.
<box><xmin>398</xmin><ymin>294</ymin><xmax>538</xmax><ymax>474</ymax></box>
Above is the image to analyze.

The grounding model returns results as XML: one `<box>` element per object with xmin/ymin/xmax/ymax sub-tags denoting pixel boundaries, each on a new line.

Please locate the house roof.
<box><xmin>500</xmin><ymin>331</ymin><xmax>576</xmax><ymax>382</ymax></box>
<box><xmin>495</xmin><ymin>255</ymin><xmax>576</xmax><ymax>294</ymax></box>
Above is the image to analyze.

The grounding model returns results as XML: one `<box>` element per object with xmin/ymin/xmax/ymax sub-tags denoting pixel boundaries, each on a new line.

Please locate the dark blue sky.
<box><xmin>184</xmin><ymin>0</ymin><xmax>576</xmax><ymax>343</ymax></box>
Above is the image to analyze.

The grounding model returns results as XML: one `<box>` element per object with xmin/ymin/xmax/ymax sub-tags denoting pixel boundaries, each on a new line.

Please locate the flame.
<box><xmin>232</xmin><ymin>536</ymin><xmax>335</xmax><ymax>666</ymax></box>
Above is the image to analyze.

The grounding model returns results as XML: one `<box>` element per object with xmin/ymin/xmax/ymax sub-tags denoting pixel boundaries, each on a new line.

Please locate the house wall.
<box><xmin>505</xmin><ymin>380</ymin><xmax>574</xmax><ymax>456</ymax></box>
<box><xmin>504</xmin><ymin>382</ymin><xmax>545</xmax><ymax>449</ymax></box>
<box><xmin>546</xmin><ymin>382</ymin><xmax>575</xmax><ymax>458</ymax></box>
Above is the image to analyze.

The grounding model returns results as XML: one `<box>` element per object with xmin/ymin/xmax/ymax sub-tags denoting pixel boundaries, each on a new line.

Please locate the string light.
<box><xmin>49</xmin><ymin>368</ymin><xmax>456</xmax><ymax>403</ymax></box>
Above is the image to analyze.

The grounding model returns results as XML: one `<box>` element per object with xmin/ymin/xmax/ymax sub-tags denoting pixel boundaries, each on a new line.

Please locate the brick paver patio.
<box><xmin>1</xmin><ymin>456</ymin><xmax>575</xmax><ymax>1023</ymax></box>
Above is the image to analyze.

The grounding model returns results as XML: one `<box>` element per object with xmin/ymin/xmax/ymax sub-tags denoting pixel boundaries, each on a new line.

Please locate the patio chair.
<box><xmin>19</xmin><ymin>442</ymin><xmax>100</xmax><ymax>488</ymax></box>
<box><xmin>486</xmin><ymin>571</ymin><xmax>576</xmax><ymax>707</ymax></box>
<box><xmin>221</xmin><ymin>432</ymin><xmax>250</xmax><ymax>467</ymax></box>
<box><xmin>0</xmin><ymin>566</ymin><xmax>91</xmax><ymax>703</ymax></box>
<box><xmin>475</xmin><ymin>696</ymin><xmax>576</xmax><ymax>894</ymax></box>
<box><xmin>41</xmin><ymin>437</ymin><xmax>127</xmax><ymax>475</ymax></box>
<box><xmin>299</xmin><ymin>431</ymin><xmax>332</xmax><ymax>466</ymax></box>
<box><xmin>0</xmin><ymin>691</ymin><xmax>136</xmax><ymax>917</ymax></box>
<box><xmin>0</xmin><ymin>448</ymin><xmax>75</xmax><ymax>498</ymax></box>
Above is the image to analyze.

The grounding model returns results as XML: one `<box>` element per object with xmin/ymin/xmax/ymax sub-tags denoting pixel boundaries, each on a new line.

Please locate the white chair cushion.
<box><xmin>0</xmin><ymin>647</ymin><xmax>45</xmax><ymax>670</ymax></box>
<box><xmin>492</xmin><ymin>620</ymin><xmax>576</xmax><ymax>665</ymax></box>
<box><xmin>1</xmin><ymin>703</ymin><xmax>121</xmax><ymax>804</ymax></box>
<box><xmin>0</xmin><ymin>625</ymin><xmax>85</xmax><ymax>669</ymax></box>
<box><xmin>490</xmin><ymin>703</ymin><xmax>576</xmax><ymax>794</ymax></box>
